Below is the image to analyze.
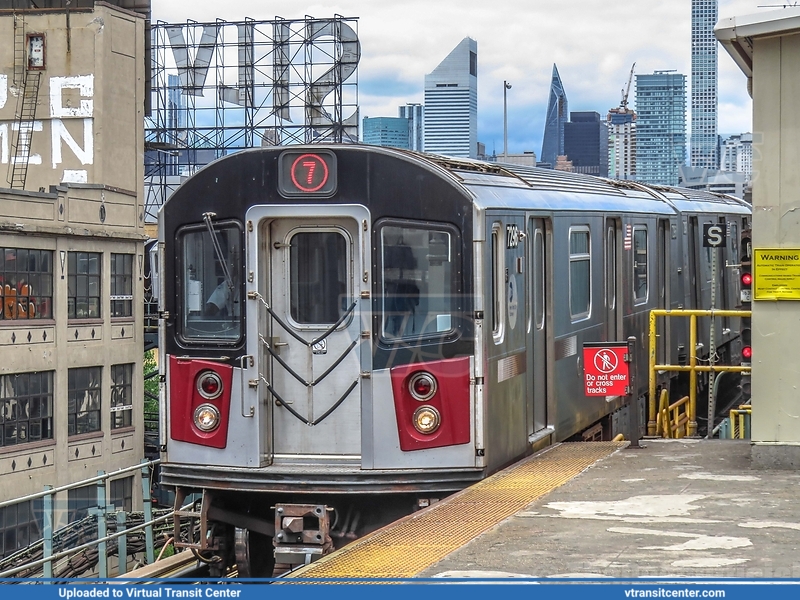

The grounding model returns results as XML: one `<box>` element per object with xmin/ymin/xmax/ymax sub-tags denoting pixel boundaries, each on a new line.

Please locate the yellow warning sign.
<box><xmin>753</xmin><ymin>248</ymin><xmax>800</xmax><ymax>300</ymax></box>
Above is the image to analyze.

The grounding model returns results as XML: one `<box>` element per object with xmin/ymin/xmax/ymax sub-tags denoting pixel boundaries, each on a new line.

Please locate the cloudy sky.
<box><xmin>151</xmin><ymin>0</ymin><xmax>772</xmax><ymax>156</ymax></box>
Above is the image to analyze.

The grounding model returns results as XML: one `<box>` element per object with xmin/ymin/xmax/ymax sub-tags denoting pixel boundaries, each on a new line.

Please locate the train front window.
<box><xmin>179</xmin><ymin>224</ymin><xmax>241</xmax><ymax>342</ymax></box>
<box><xmin>289</xmin><ymin>231</ymin><xmax>348</xmax><ymax>325</ymax></box>
<box><xmin>380</xmin><ymin>223</ymin><xmax>456</xmax><ymax>341</ymax></box>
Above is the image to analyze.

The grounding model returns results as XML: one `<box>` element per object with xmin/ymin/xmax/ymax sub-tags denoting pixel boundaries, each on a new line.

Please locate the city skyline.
<box><xmin>151</xmin><ymin>1</ymin><xmax>762</xmax><ymax>155</ymax></box>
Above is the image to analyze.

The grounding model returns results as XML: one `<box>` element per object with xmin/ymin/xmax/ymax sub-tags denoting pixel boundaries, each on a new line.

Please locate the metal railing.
<box><xmin>0</xmin><ymin>460</ymin><xmax>166</xmax><ymax>579</ymax></box>
<box><xmin>717</xmin><ymin>405</ymin><xmax>752</xmax><ymax>439</ymax></box>
<box><xmin>648</xmin><ymin>309</ymin><xmax>751</xmax><ymax>437</ymax></box>
<box><xmin>654</xmin><ymin>389</ymin><xmax>691</xmax><ymax>438</ymax></box>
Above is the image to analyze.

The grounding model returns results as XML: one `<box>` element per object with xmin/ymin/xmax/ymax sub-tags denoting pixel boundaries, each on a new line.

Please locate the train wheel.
<box><xmin>234</xmin><ymin>527</ymin><xmax>276</xmax><ymax>578</ymax></box>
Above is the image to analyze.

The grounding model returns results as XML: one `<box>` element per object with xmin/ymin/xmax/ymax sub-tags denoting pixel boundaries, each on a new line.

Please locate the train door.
<box><xmin>526</xmin><ymin>217</ymin><xmax>549</xmax><ymax>438</ymax></box>
<box><xmin>604</xmin><ymin>218</ymin><xmax>622</xmax><ymax>342</ymax></box>
<box><xmin>259</xmin><ymin>207</ymin><xmax>369</xmax><ymax>461</ymax></box>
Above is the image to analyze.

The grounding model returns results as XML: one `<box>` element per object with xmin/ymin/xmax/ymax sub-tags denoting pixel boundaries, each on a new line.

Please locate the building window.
<box><xmin>1</xmin><ymin>248</ymin><xmax>53</xmax><ymax>320</ymax></box>
<box><xmin>0</xmin><ymin>499</ymin><xmax>43</xmax><ymax>558</ymax></box>
<box><xmin>68</xmin><ymin>484</ymin><xmax>98</xmax><ymax>523</ymax></box>
<box><xmin>569</xmin><ymin>227</ymin><xmax>591</xmax><ymax>319</ymax></box>
<box><xmin>110</xmin><ymin>254</ymin><xmax>134</xmax><ymax>318</ymax></box>
<box><xmin>110</xmin><ymin>364</ymin><xmax>133</xmax><ymax>430</ymax></box>
<box><xmin>0</xmin><ymin>371</ymin><xmax>54</xmax><ymax>448</ymax></box>
<box><xmin>110</xmin><ymin>477</ymin><xmax>133</xmax><ymax>513</ymax></box>
<box><xmin>68</xmin><ymin>252</ymin><xmax>101</xmax><ymax>319</ymax></box>
<box><xmin>68</xmin><ymin>367</ymin><xmax>101</xmax><ymax>436</ymax></box>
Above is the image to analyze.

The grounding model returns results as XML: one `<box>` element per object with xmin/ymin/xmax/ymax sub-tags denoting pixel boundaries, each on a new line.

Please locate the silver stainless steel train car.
<box><xmin>156</xmin><ymin>145</ymin><xmax>751</xmax><ymax>576</ymax></box>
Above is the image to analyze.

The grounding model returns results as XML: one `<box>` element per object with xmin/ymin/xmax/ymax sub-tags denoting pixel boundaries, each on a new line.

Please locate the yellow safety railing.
<box><xmin>655</xmin><ymin>389</ymin><xmax>691</xmax><ymax>438</ymax></box>
<box><xmin>730</xmin><ymin>405</ymin><xmax>752</xmax><ymax>439</ymax></box>
<box><xmin>648</xmin><ymin>309</ymin><xmax>751</xmax><ymax>437</ymax></box>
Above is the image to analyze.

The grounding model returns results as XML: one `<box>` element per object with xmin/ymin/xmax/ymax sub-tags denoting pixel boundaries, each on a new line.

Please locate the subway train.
<box><xmin>155</xmin><ymin>145</ymin><xmax>751</xmax><ymax>576</ymax></box>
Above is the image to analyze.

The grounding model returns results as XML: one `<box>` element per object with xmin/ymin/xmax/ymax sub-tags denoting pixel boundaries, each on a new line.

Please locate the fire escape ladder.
<box><xmin>13</xmin><ymin>14</ymin><xmax>25</xmax><ymax>86</ymax></box>
<box><xmin>8</xmin><ymin>71</ymin><xmax>42</xmax><ymax>190</ymax></box>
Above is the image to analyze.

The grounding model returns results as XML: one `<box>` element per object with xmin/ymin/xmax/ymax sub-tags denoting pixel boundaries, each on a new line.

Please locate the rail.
<box><xmin>654</xmin><ymin>389</ymin><xmax>690</xmax><ymax>438</ymax></box>
<box><xmin>718</xmin><ymin>405</ymin><xmax>752</xmax><ymax>440</ymax></box>
<box><xmin>0</xmin><ymin>460</ymin><xmax>167</xmax><ymax>580</ymax></box>
<box><xmin>648</xmin><ymin>309</ymin><xmax>751</xmax><ymax>437</ymax></box>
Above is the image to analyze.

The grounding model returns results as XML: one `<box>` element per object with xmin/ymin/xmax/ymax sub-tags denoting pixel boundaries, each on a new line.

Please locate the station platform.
<box><xmin>288</xmin><ymin>439</ymin><xmax>800</xmax><ymax>580</ymax></box>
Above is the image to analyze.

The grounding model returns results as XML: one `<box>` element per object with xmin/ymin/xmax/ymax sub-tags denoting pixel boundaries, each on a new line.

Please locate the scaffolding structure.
<box><xmin>144</xmin><ymin>16</ymin><xmax>360</xmax><ymax>222</ymax></box>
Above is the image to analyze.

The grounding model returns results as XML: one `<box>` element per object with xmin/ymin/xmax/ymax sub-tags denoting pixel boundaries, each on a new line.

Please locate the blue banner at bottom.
<box><xmin>1</xmin><ymin>581</ymin><xmax>800</xmax><ymax>600</ymax></box>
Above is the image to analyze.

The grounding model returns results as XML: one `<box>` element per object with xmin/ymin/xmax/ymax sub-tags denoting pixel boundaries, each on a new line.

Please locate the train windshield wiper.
<box><xmin>202</xmin><ymin>211</ymin><xmax>235</xmax><ymax>294</ymax></box>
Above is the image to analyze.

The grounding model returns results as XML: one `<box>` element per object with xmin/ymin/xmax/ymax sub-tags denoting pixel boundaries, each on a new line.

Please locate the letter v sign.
<box><xmin>166</xmin><ymin>25</ymin><xmax>220</xmax><ymax>96</ymax></box>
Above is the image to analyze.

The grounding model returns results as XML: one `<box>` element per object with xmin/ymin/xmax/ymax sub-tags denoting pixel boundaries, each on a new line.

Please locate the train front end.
<box><xmin>158</xmin><ymin>147</ymin><xmax>479</xmax><ymax>574</ymax></box>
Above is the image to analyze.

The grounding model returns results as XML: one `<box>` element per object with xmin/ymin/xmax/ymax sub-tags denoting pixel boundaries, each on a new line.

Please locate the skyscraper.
<box><xmin>721</xmin><ymin>133</ymin><xmax>753</xmax><ymax>181</ymax></box>
<box><xmin>362</xmin><ymin>116</ymin><xmax>411</xmax><ymax>149</ymax></box>
<box><xmin>540</xmin><ymin>64</ymin><xmax>568</xmax><ymax>168</ymax></box>
<box><xmin>423</xmin><ymin>37</ymin><xmax>478</xmax><ymax>158</ymax></box>
<box><xmin>563</xmin><ymin>112</ymin><xmax>608</xmax><ymax>177</ymax></box>
<box><xmin>399</xmin><ymin>103</ymin><xmax>424</xmax><ymax>151</ymax></box>
<box><xmin>607</xmin><ymin>110</ymin><xmax>636</xmax><ymax>180</ymax></box>
<box><xmin>635</xmin><ymin>71</ymin><xmax>687</xmax><ymax>186</ymax></box>
<box><xmin>691</xmin><ymin>0</ymin><xmax>718</xmax><ymax>169</ymax></box>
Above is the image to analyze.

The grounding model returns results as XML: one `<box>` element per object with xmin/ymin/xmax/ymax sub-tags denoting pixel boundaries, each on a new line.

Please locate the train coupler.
<box><xmin>172</xmin><ymin>487</ymin><xmax>216</xmax><ymax>552</ymax></box>
<box><xmin>273</xmin><ymin>504</ymin><xmax>333</xmax><ymax>566</ymax></box>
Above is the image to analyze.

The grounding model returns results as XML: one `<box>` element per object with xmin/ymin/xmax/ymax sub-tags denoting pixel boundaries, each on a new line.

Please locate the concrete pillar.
<box><xmin>717</xmin><ymin>9</ymin><xmax>800</xmax><ymax>467</ymax></box>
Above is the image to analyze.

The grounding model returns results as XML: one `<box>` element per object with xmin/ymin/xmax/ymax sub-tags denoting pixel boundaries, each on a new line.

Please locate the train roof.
<box><xmin>414</xmin><ymin>151</ymin><xmax>751</xmax><ymax>215</ymax></box>
<box><xmin>162</xmin><ymin>145</ymin><xmax>751</xmax><ymax>221</ymax></box>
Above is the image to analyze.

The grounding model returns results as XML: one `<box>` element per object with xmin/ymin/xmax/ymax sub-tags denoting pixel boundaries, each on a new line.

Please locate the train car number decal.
<box><xmin>583</xmin><ymin>342</ymin><xmax>629</xmax><ymax>397</ymax></box>
<box><xmin>506</xmin><ymin>224</ymin><xmax>521</xmax><ymax>248</ymax></box>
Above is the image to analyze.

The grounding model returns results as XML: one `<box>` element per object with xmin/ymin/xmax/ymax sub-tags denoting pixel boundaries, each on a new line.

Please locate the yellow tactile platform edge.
<box><xmin>288</xmin><ymin>441</ymin><xmax>625</xmax><ymax>579</ymax></box>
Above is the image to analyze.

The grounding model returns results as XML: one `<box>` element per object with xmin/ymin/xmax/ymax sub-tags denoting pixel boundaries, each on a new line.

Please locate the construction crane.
<box><xmin>620</xmin><ymin>62</ymin><xmax>636</xmax><ymax>112</ymax></box>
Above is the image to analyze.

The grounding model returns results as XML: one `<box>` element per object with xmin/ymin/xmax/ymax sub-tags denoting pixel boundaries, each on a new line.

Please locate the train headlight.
<box><xmin>194</xmin><ymin>403</ymin><xmax>221</xmax><ymax>432</ymax></box>
<box><xmin>197</xmin><ymin>371</ymin><xmax>223</xmax><ymax>400</ymax></box>
<box><xmin>413</xmin><ymin>406</ymin><xmax>441</xmax><ymax>434</ymax></box>
<box><xmin>408</xmin><ymin>372</ymin><xmax>437</xmax><ymax>401</ymax></box>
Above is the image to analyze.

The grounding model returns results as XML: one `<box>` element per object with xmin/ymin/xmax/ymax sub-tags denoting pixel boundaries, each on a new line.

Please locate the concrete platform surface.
<box><xmin>419</xmin><ymin>439</ymin><xmax>800</xmax><ymax>580</ymax></box>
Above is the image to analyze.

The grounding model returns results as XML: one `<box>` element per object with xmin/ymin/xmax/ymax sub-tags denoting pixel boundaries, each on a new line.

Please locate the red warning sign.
<box><xmin>583</xmin><ymin>342</ymin><xmax>629</xmax><ymax>397</ymax></box>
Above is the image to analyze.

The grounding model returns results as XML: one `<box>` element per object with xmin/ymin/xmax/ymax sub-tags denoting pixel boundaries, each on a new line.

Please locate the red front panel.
<box><xmin>390</xmin><ymin>356</ymin><xmax>471</xmax><ymax>451</ymax></box>
<box><xmin>169</xmin><ymin>356</ymin><xmax>233</xmax><ymax>449</ymax></box>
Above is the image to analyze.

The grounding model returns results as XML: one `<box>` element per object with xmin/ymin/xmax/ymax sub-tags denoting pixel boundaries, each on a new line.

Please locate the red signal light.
<box><xmin>197</xmin><ymin>371</ymin><xmax>223</xmax><ymax>400</ymax></box>
<box><xmin>742</xmin><ymin>346</ymin><xmax>752</xmax><ymax>360</ymax></box>
<box><xmin>741</xmin><ymin>272</ymin><xmax>752</xmax><ymax>287</ymax></box>
<box><xmin>408</xmin><ymin>372</ymin><xmax>437</xmax><ymax>401</ymax></box>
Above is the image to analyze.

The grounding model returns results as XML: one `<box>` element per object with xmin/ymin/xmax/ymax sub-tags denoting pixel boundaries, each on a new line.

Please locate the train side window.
<box><xmin>730</xmin><ymin>223</ymin><xmax>739</xmax><ymax>266</ymax></box>
<box><xmin>379</xmin><ymin>222</ymin><xmax>458</xmax><ymax>341</ymax></box>
<box><xmin>491</xmin><ymin>223</ymin><xmax>505</xmax><ymax>342</ymax></box>
<box><xmin>633</xmin><ymin>226</ymin><xmax>648</xmax><ymax>304</ymax></box>
<box><xmin>177</xmin><ymin>223</ymin><xmax>242</xmax><ymax>343</ymax></box>
<box><xmin>569</xmin><ymin>227</ymin><xmax>591</xmax><ymax>320</ymax></box>
<box><xmin>534</xmin><ymin>229</ymin><xmax>545</xmax><ymax>331</ymax></box>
